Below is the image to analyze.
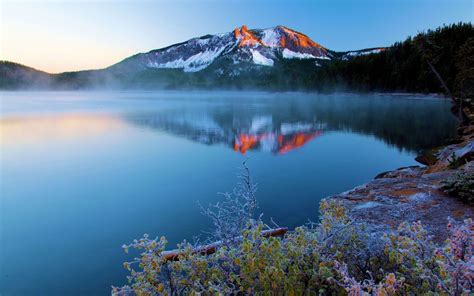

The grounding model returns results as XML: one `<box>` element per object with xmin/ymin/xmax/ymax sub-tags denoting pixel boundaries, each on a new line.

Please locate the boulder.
<box><xmin>327</xmin><ymin>154</ymin><xmax>473</xmax><ymax>242</ymax></box>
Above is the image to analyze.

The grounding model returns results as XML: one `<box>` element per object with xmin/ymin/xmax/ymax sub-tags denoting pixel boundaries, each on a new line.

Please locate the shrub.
<box><xmin>113</xmin><ymin>209</ymin><xmax>473</xmax><ymax>295</ymax></box>
<box><xmin>113</xmin><ymin>166</ymin><xmax>473</xmax><ymax>295</ymax></box>
<box><xmin>448</xmin><ymin>152</ymin><xmax>462</xmax><ymax>169</ymax></box>
<box><xmin>198</xmin><ymin>161</ymin><xmax>258</xmax><ymax>243</ymax></box>
<box><xmin>113</xmin><ymin>200</ymin><xmax>356</xmax><ymax>294</ymax></box>
<box><xmin>442</xmin><ymin>171</ymin><xmax>474</xmax><ymax>203</ymax></box>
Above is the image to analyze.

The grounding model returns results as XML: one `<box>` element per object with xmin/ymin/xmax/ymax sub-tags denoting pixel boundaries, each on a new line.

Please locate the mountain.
<box><xmin>0</xmin><ymin>61</ymin><xmax>53</xmax><ymax>89</ymax></box>
<box><xmin>1</xmin><ymin>23</ymin><xmax>472</xmax><ymax>93</ymax></box>
<box><xmin>109</xmin><ymin>25</ymin><xmax>334</xmax><ymax>74</ymax></box>
<box><xmin>1</xmin><ymin>25</ymin><xmax>381</xmax><ymax>89</ymax></box>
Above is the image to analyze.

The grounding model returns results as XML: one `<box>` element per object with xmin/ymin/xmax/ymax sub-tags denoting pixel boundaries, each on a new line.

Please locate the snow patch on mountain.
<box><xmin>261</xmin><ymin>28</ymin><xmax>280</xmax><ymax>47</ymax></box>
<box><xmin>251</xmin><ymin>50</ymin><xmax>274</xmax><ymax>66</ymax></box>
<box><xmin>194</xmin><ymin>38</ymin><xmax>211</xmax><ymax>46</ymax></box>
<box><xmin>148</xmin><ymin>46</ymin><xmax>227</xmax><ymax>72</ymax></box>
<box><xmin>341</xmin><ymin>48</ymin><xmax>386</xmax><ymax>60</ymax></box>
<box><xmin>282</xmin><ymin>49</ymin><xmax>316</xmax><ymax>59</ymax></box>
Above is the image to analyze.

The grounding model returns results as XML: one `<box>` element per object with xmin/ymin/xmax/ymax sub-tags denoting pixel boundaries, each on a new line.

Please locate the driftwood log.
<box><xmin>161</xmin><ymin>227</ymin><xmax>288</xmax><ymax>261</ymax></box>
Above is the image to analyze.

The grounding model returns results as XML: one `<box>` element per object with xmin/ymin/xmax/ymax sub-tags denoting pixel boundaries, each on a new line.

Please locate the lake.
<box><xmin>0</xmin><ymin>91</ymin><xmax>457</xmax><ymax>295</ymax></box>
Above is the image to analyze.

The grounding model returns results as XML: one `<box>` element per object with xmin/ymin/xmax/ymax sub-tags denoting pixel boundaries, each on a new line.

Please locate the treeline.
<box><xmin>312</xmin><ymin>22</ymin><xmax>474</xmax><ymax>95</ymax></box>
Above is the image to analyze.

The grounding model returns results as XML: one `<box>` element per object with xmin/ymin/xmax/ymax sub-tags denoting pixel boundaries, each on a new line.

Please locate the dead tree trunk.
<box><xmin>426</xmin><ymin>60</ymin><xmax>453</xmax><ymax>98</ymax></box>
<box><xmin>161</xmin><ymin>227</ymin><xmax>288</xmax><ymax>261</ymax></box>
<box><xmin>426</xmin><ymin>59</ymin><xmax>464</xmax><ymax>122</ymax></box>
<box><xmin>415</xmin><ymin>35</ymin><xmax>465</xmax><ymax>123</ymax></box>
<box><xmin>417</xmin><ymin>35</ymin><xmax>465</xmax><ymax>123</ymax></box>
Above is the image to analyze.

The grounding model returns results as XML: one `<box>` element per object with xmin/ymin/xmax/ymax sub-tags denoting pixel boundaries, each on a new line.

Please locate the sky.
<box><xmin>0</xmin><ymin>0</ymin><xmax>472</xmax><ymax>73</ymax></box>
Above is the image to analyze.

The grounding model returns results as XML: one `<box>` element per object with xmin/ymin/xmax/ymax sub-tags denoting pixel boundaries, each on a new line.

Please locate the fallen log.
<box><xmin>161</xmin><ymin>227</ymin><xmax>288</xmax><ymax>261</ymax></box>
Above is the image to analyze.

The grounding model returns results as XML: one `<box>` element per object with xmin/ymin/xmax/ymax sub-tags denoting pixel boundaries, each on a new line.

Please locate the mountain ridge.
<box><xmin>107</xmin><ymin>25</ymin><xmax>339</xmax><ymax>74</ymax></box>
<box><xmin>0</xmin><ymin>24</ymin><xmax>382</xmax><ymax>78</ymax></box>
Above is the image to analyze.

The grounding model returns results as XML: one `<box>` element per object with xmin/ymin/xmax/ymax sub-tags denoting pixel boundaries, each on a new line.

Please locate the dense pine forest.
<box><xmin>316</xmin><ymin>22</ymin><xmax>474</xmax><ymax>96</ymax></box>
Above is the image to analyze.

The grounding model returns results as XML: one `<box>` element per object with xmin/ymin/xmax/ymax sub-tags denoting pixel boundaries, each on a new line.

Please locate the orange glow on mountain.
<box><xmin>278</xmin><ymin>131</ymin><xmax>322</xmax><ymax>154</ymax></box>
<box><xmin>280</xmin><ymin>27</ymin><xmax>325</xmax><ymax>49</ymax></box>
<box><xmin>233</xmin><ymin>25</ymin><xmax>327</xmax><ymax>54</ymax></box>
<box><xmin>234</xmin><ymin>25</ymin><xmax>265</xmax><ymax>48</ymax></box>
<box><xmin>233</xmin><ymin>28</ymin><xmax>241</xmax><ymax>38</ymax></box>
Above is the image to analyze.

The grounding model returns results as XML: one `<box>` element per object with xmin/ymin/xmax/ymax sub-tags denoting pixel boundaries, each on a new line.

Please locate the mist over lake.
<box><xmin>0</xmin><ymin>91</ymin><xmax>457</xmax><ymax>295</ymax></box>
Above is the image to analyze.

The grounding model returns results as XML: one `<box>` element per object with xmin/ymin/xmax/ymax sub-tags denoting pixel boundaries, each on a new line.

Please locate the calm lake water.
<box><xmin>0</xmin><ymin>91</ymin><xmax>457</xmax><ymax>295</ymax></box>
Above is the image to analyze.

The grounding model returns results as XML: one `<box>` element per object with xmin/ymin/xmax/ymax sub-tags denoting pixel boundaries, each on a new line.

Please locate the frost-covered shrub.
<box><xmin>113</xmin><ymin>165</ymin><xmax>473</xmax><ymax>295</ymax></box>
<box><xmin>334</xmin><ymin>263</ymin><xmax>405</xmax><ymax>296</ymax></box>
<box><xmin>113</xmin><ymin>204</ymin><xmax>473</xmax><ymax>295</ymax></box>
<box><xmin>442</xmin><ymin>171</ymin><xmax>474</xmax><ymax>203</ymax></box>
<box><xmin>199</xmin><ymin>161</ymin><xmax>258</xmax><ymax>243</ymax></box>
<box><xmin>434</xmin><ymin>218</ymin><xmax>473</xmax><ymax>295</ymax></box>
<box><xmin>335</xmin><ymin>218</ymin><xmax>473</xmax><ymax>296</ymax></box>
<box><xmin>112</xmin><ymin>200</ymin><xmax>363</xmax><ymax>294</ymax></box>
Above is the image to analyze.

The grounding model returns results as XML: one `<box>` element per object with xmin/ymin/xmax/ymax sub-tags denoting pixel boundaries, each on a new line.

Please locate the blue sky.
<box><xmin>1</xmin><ymin>0</ymin><xmax>471</xmax><ymax>73</ymax></box>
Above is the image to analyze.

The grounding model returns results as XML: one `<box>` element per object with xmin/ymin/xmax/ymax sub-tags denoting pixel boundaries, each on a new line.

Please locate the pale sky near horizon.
<box><xmin>1</xmin><ymin>0</ymin><xmax>472</xmax><ymax>73</ymax></box>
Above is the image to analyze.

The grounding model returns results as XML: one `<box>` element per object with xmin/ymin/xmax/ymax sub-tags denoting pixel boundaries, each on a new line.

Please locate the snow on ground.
<box><xmin>194</xmin><ymin>37</ymin><xmax>211</xmax><ymax>46</ymax></box>
<box><xmin>342</xmin><ymin>48</ymin><xmax>384</xmax><ymax>60</ymax></box>
<box><xmin>281</xmin><ymin>49</ymin><xmax>316</xmax><ymax>59</ymax></box>
<box><xmin>261</xmin><ymin>28</ymin><xmax>280</xmax><ymax>47</ymax></box>
<box><xmin>148</xmin><ymin>46</ymin><xmax>226</xmax><ymax>72</ymax></box>
<box><xmin>251</xmin><ymin>50</ymin><xmax>274</xmax><ymax>66</ymax></box>
<box><xmin>316</xmin><ymin>55</ymin><xmax>331</xmax><ymax>60</ymax></box>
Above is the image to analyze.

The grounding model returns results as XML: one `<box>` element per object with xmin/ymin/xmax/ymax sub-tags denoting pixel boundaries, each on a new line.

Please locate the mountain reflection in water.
<box><xmin>124</xmin><ymin>94</ymin><xmax>456</xmax><ymax>155</ymax></box>
<box><xmin>233</xmin><ymin>131</ymin><xmax>323</xmax><ymax>154</ymax></box>
<box><xmin>125</xmin><ymin>110</ymin><xmax>327</xmax><ymax>155</ymax></box>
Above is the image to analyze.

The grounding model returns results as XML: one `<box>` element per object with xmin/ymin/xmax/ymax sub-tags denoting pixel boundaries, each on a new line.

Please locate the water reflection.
<box><xmin>234</xmin><ymin>131</ymin><xmax>323</xmax><ymax>154</ymax></box>
<box><xmin>0</xmin><ymin>114</ymin><xmax>122</xmax><ymax>145</ymax></box>
<box><xmin>124</xmin><ymin>94</ymin><xmax>457</xmax><ymax>154</ymax></box>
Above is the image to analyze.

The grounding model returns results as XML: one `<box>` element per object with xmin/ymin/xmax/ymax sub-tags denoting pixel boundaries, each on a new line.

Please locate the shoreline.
<box><xmin>326</xmin><ymin>120</ymin><xmax>473</xmax><ymax>241</ymax></box>
<box><xmin>0</xmin><ymin>89</ymin><xmax>451</xmax><ymax>98</ymax></box>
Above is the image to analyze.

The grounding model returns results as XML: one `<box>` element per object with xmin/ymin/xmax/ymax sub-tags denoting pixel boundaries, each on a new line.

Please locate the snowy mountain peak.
<box><xmin>111</xmin><ymin>25</ymin><xmax>337</xmax><ymax>73</ymax></box>
<box><xmin>277</xmin><ymin>26</ymin><xmax>325</xmax><ymax>49</ymax></box>
<box><xmin>233</xmin><ymin>25</ymin><xmax>327</xmax><ymax>52</ymax></box>
<box><xmin>234</xmin><ymin>25</ymin><xmax>265</xmax><ymax>48</ymax></box>
<box><xmin>256</xmin><ymin>25</ymin><xmax>330</xmax><ymax>59</ymax></box>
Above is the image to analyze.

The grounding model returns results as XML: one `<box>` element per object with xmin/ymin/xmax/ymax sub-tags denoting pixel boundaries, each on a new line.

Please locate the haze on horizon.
<box><xmin>1</xmin><ymin>0</ymin><xmax>471</xmax><ymax>74</ymax></box>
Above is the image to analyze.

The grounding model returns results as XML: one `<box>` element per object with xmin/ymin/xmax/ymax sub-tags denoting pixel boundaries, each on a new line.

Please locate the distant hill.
<box><xmin>0</xmin><ymin>61</ymin><xmax>53</xmax><ymax>89</ymax></box>
<box><xmin>1</xmin><ymin>23</ymin><xmax>472</xmax><ymax>95</ymax></box>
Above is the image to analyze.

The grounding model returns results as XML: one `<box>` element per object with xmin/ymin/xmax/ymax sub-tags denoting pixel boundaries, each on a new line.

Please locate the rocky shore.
<box><xmin>327</xmin><ymin>123</ymin><xmax>473</xmax><ymax>241</ymax></box>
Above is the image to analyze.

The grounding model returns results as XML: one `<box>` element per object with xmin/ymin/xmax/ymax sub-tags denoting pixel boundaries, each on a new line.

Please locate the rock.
<box><xmin>454</xmin><ymin>141</ymin><xmax>474</xmax><ymax>162</ymax></box>
<box><xmin>327</xmin><ymin>154</ymin><xmax>474</xmax><ymax>242</ymax></box>
<box><xmin>425</xmin><ymin>138</ymin><xmax>474</xmax><ymax>173</ymax></box>
<box><xmin>415</xmin><ymin>154</ymin><xmax>437</xmax><ymax>165</ymax></box>
<box><xmin>374</xmin><ymin>166</ymin><xmax>422</xmax><ymax>179</ymax></box>
<box><xmin>415</xmin><ymin>148</ymin><xmax>441</xmax><ymax>166</ymax></box>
